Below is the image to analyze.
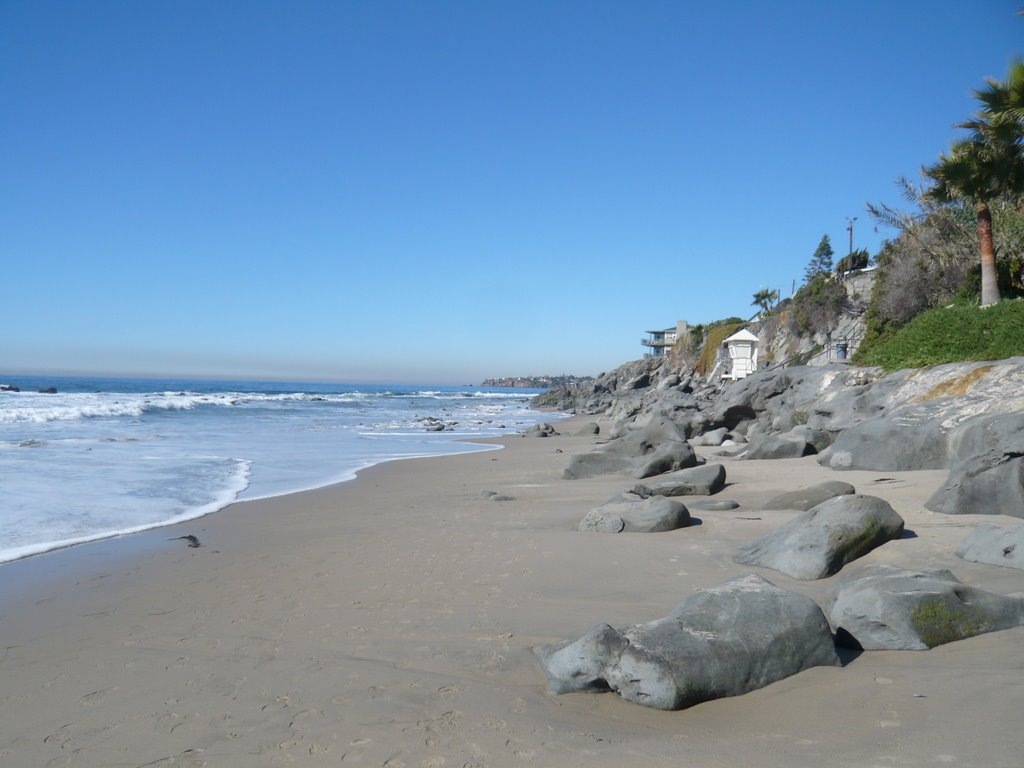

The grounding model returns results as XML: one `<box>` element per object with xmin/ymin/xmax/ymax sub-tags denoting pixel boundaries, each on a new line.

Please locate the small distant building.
<box><xmin>642</xmin><ymin>321</ymin><xmax>689</xmax><ymax>358</ymax></box>
<box><xmin>720</xmin><ymin>328</ymin><xmax>759</xmax><ymax>380</ymax></box>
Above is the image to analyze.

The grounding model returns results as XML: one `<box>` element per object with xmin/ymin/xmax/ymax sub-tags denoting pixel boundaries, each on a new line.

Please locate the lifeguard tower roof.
<box><xmin>723</xmin><ymin>328</ymin><xmax>758</xmax><ymax>344</ymax></box>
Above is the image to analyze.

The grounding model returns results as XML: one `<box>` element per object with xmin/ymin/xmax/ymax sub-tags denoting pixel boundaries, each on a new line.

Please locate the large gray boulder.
<box><xmin>821</xmin><ymin>362</ymin><xmax>1024</xmax><ymax>472</ymax></box>
<box><xmin>579</xmin><ymin>494</ymin><xmax>691</xmax><ymax>533</ymax></box>
<box><xmin>956</xmin><ymin>524</ymin><xmax>1024</xmax><ymax>571</ymax></box>
<box><xmin>523</xmin><ymin>422</ymin><xmax>559</xmax><ymax>437</ymax></box>
<box><xmin>631</xmin><ymin>463</ymin><xmax>726</xmax><ymax>498</ymax></box>
<box><xmin>762</xmin><ymin>480</ymin><xmax>856</xmax><ymax>511</ymax></box>
<box><xmin>691</xmin><ymin>427</ymin><xmax>730</xmax><ymax>446</ymax></box>
<box><xmin>562</xmin><ymin>417</ymin><xmax>697</xmax><ymax>480</ymax></box>
<box><xmin>743</xmin><ymin>433</ymin><xmax>817</xmax><ymax>460</ymax></box>
<box><xmin>734</xmin><ymin>494</ymin><xmax>905</xmax><ymax>580</ymax></box>
<box><xmin>828</xmin><ymin>564</ymin><xmax>1024</xmax><ymax>650</ymax></box>
<box><xmin>537</xmin><ymin>574</ymin><xmax>840</xmax><ymax>710</ymax></box>
<box><xmin>823</xmin><ymin>409</ymin><xmax>951</xmax><ymax>470</ymax></box>
<box><xmin>690</xmin><ymin>499</ymin><xmax>740</xmax><ymax>511</ymax></box>
<box><xmin>924</xmin><ymin>413</ymin><xmax>1024</xmax><ymax>518</ymax></box>
<box><xmin>926</xmin><ymin>452</ymin><xmax>1024</xmax><ymax>517</ymax></box>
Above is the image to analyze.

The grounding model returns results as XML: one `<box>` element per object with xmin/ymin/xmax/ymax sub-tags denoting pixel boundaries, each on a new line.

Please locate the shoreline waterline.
<box><xmin>0</xmin><ymin>373</ymin><xmax>560</xmax><ymax>566</ymax></box>
<box><xmin>0</xmin><ymin>432</ymin><xmax>518</xmax><ymax>612</ymax></box>
<box><xmin>0</xmin><ymin>437</ymin><xmax>509</xmax><ymax>568</ymax></box>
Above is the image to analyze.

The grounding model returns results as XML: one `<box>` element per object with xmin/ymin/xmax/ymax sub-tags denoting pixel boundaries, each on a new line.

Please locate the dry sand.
<box><xmin>1</xmin><ymin>415</ymin><xmax>1023</xmax><ymax>767</ymax></box>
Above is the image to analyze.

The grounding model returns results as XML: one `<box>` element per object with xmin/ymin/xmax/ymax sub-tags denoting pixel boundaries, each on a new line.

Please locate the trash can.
<box><xmin>836</xmin><ymin>342</ymin><xmax>848</xmax><ymax>360</ymax></box>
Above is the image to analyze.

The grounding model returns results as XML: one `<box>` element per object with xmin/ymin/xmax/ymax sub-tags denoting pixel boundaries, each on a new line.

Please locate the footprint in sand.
<box><xmin>480</xmin><ymin>715</ymin><xmax>506</xmax><ymax>731</ymax></box>
<box><xmin>79</xmin><ymin>687</ymin><xmax>116</xmax><ymax>707</ymax></box>
<box><xmin>504</xmin><ymin>738</ymin><xmax>536</xmax><ymax>761</ymax></box>
<box><xmin>436</xmin><ymin>682</ymin><xmax>465</xmax><ymax>698</ymax></box>
<box><xmin>154</xmin><ymin>711</ymin><xmax>194</xmax><ymax>734</ymax></box>
<box><xmin>339</xmin><ymin>737</ymin><xmax>372</xmax><ymax>762</ymax></box>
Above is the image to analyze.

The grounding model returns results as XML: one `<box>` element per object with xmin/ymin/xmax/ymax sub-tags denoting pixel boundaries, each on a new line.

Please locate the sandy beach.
<box><xmin>2</xmin><ymin>414</ymin><xmax>1023</xmax><ymax>768</ymax></box>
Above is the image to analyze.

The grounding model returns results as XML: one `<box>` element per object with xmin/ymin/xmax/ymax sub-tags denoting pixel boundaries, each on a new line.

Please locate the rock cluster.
<box><xmin>541</xmin><ymin>356</ymin><xmax>1024</xmax><ymax>518</ymax></box>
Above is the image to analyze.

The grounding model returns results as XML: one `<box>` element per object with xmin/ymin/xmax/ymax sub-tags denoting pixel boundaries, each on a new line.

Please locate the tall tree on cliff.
<box><xmin>923</xmin><ymin>61</ymin><xmax>1024</xmax><ymax>307</ymax></box>
<box><xmin>804</xmin><ymin>235</ymin><xmax>834</xmax><ymax>283</ymax></box>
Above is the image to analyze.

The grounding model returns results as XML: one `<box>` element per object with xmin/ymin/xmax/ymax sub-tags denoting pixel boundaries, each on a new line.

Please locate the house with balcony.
<box><xmin>641</xmin><ymin>321</ymin><xmax>688</xmax><ymax>358</ymax></box>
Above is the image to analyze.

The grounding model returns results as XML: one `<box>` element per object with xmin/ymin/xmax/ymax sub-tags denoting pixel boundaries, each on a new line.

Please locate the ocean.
<box><xmin>0</xmin><ymin>374</ymin><xmax>559</xmax><ymax>565</ymax></box>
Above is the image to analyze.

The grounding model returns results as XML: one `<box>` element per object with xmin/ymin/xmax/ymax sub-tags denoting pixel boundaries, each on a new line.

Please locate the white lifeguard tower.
<box><xmin>720</xmin><ymin>328</ymin><xmax>759</xmax><ymax>380</ymax></box>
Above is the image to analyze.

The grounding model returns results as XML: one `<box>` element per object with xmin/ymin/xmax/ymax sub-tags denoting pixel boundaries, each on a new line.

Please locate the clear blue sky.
<box><xmin>2</xmin><ymin>1</ymin><xmax>1021</xmax><ymax>384</ymax></box>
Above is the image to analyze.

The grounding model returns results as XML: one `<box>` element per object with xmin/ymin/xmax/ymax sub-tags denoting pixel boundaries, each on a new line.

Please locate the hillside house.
<box><xmin>641</xmin><ymin>321</ymin><xmax>688</xmax><ymax>358</ymax></box>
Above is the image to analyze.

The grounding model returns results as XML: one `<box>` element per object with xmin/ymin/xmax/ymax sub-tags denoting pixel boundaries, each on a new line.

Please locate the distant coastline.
<box><xmin>481</xmin><ymin>374</ymin><xmax>593</xmax><ymax>389</ymax></box>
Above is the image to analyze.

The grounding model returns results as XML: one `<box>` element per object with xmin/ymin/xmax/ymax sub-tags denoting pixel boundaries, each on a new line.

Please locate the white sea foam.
<box><xmin>0</xmin><ymin>376</ymin><xmax>560</xmax><ymax>564</ymax></box>
<box><xmin>0</xmin><ymin>458</ymin><xmax>251</xmax><ymax>563</ymax></box>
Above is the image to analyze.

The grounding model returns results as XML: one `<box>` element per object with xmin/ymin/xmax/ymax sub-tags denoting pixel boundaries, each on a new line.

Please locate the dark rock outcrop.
<box><xmin>828</xmin><ymin>564</ymin><xmax>1024</xmax><ymax>650</ymax></box>
<box><xmin>733</xmin><ymin>494</ymin><xmax>904</xmax><ymax>580</ymax></box>
<box><xmin>537</xmin><ymin>574</ymin><xmax>840</xmax><ymax>710</ymax></box>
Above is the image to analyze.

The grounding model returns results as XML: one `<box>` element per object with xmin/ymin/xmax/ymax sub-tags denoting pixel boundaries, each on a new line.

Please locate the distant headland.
<box><xmin>481</xmin><ymin>375</ymin><xmax>594</xmax><ymax>389</ymax></box>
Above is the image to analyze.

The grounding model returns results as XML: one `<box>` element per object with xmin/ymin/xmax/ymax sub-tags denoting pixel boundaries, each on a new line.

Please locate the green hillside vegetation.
<box><xmin>853</xmin><ymin>300</ymin><xmax>1024</xmax><ymax>371</ymax></box>
<box><xmin>694</xmin><ymin>319</ymin><xmax>745</xmax><ymax>377</ymax></box>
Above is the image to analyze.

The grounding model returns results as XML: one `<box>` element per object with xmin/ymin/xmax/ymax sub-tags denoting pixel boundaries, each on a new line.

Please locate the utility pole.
<box><xmin>845</xmin><ymin>216</ymin><xmax>857</xmax><ymax>255</ymax></box>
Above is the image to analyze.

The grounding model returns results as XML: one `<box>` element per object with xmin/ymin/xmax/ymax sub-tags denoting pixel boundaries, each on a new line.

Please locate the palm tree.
<box><xmin>751</xmin><ymin>288</ymin><xmax>780</xmax><ymax>316</ymax></box>
<box><xmin>924</xmin><ymin>138</ymin><xmax>1009</xmax><ymax>306</ymax></box>
<box><xmin>972</xmin><ymin>59</ymin><xmax>1024</xmax><ymax>147</ymax></box>
<box><xmin>923</xmin><ymin>62</ymin><xmax>1024</xmax><ymax>307</ymax></box>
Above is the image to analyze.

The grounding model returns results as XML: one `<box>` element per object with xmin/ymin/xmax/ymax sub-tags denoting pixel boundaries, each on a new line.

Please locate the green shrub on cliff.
<box><xmin>854</xmin><ymin>299</ymin><xmax>1024</xmax><ymax>371</ymax></box>
<box><xmin>786</xmin><ymin>274</ymin><xmax>849</xmax><ymax>337</ymax></box>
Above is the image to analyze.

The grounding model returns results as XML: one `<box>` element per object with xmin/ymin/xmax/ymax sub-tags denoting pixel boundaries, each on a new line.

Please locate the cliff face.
<box><xmin>756</xmin><ymin>269</ymin><xmax>876</xmax><ymax>368</ymax></box>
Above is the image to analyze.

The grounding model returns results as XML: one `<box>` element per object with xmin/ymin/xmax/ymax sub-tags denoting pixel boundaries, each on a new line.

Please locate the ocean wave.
<box><xmin>0</xmin><ymin>457</ymin><xmax>251</xmax><ymax>565</ymax></box>
<box><xmin>0</xmin><ymin>392</ymin><xmax>210</xmax><ymax>424</ymax></box>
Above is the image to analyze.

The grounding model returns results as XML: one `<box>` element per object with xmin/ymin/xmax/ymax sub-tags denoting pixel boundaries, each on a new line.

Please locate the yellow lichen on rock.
<box><xmin>919</xmin><ymin>364</ymin><xmax>995</xmax><ymax>401</ymax></box>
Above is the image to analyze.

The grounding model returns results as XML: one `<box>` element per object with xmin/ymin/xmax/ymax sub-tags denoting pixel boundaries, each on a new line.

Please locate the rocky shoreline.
<box><xmin>534</xmin><ymin>355</ymin><xmax>1024</xmax><ymax>711</ymax></box>
<box><xmin>538</xmin><ymin>355</ymin><xmax>1024</xmax><ymax>518</ymax></box>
